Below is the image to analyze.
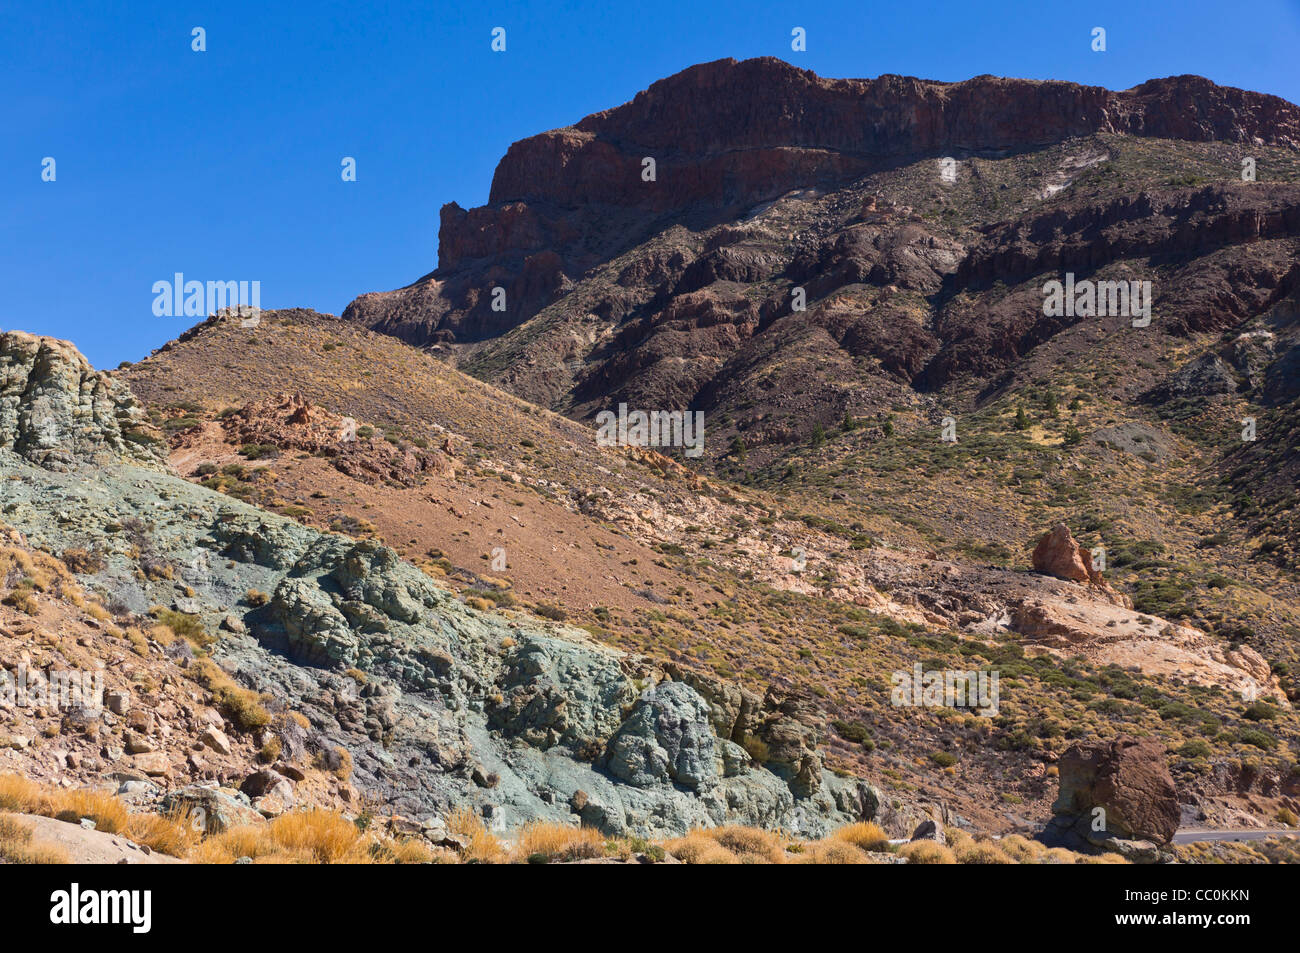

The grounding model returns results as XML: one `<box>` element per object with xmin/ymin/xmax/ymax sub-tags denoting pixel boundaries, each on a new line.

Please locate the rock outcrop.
<box><xmin>1031</xmin><ymin>523</ymin><xmax>1106</xmax><ymax>586</ymax></box>
<box><xmin>0</xmin><ymin>331</ymin><xmax>168</xmax><ymax>471</ymax></box>
<box><xmin>1046</xmin><ymin>737</ymin><xmax>1180</xmax><ymax>858</ymax></box>
<box><xmin>210</xmin><ymin>391</ymin><xmax>453</xmax><ymax>487</ymax></box>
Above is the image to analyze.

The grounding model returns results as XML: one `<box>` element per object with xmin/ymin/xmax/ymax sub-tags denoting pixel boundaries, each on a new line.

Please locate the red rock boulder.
<box><xmin>1032</xmin><ymin>523</ymin><xmax>1104</xmax><ymax>585</ymax></box>
<box><xmin>1051</xmin><ymin>737</ymin><xmax>1180</xmax><ymax>845</ymax></box>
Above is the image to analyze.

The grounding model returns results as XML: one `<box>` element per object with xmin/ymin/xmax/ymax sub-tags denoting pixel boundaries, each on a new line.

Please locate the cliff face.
<box><xmin>488</xmin><ymin>62</ymin><xmax>1300</xmax><ymax>216</ymax></box>
<box><xmin>467</xmin><ymin>63</ymin><xmax>1300</xmax><ymax>274</ymax></box>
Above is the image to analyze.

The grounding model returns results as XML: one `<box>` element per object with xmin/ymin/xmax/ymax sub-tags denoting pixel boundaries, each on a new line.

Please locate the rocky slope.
<box><xmin>1</xmin><ymin>330</ymin><xmax>886</xmax><ymax>838</ymax></box>
<box><xmin>322</xmin><ymin>58</ymin><xmax>1300</xmax><ymax>838</ymax></box>
<box><xmin>114</xmin><ymin>307</ymin><xmax>1300</xmax><ymax>837</ymax></box>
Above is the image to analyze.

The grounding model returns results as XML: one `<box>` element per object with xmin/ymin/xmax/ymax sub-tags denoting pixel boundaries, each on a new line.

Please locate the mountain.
<box><xmin>5</xmin><ymin>57</ymin><xmax>1300</xmax><ymax>863</ymax></box>
<box><xmin>340</xmin><ymin>58</ymin><xmax>1300</xmax><ymax>424</ymax></box>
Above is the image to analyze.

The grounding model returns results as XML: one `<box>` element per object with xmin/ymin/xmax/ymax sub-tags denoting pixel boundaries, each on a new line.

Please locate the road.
<box><xmin>1172</xmin><ymin>828</ymin><xmax>1297</xmax><ymax>844</ymax></box>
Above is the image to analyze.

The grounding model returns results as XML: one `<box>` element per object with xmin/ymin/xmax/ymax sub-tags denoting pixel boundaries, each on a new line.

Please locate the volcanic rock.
<box><xmin>1051</xmin><ymin>737</ymin><xmax>1180</xmax><ymax>845</ymax></box>
<box><xmin>1032</xmin><ymin>524</ymin><xmax>1104</xmax><ymax>586</ymax></box>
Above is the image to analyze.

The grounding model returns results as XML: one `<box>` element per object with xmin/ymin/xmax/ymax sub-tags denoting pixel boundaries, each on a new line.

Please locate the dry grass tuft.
<box><xmin>446</xmin><ymin>806</ymin><xmax>506</xmax><ymax>864</ymax></box>
<box><xmin>792</xmin><ymin>839</ymin><xmax>872</xmax><ymax>864</ymax></box>
<box><xmin>190</xmin><ymin>658</ymin><xmax>272</xmax><ymax>731</ymax></box>
<box><xmin>512</xmin><ymin>821</ymin><xmax>605</xmax><ymax>863</ymax></box>
<box><xmin>55</xmin><ymin>788</ymin><xmax>130</xmax><ymax>834</ymax></box>
<box><xmin>0</xmin><ymin>774</ymin><xmax>54</xmax><ymax>814</ymax></box>
<box><xmin>704</xmin><ymin>825</ymin><xmax>786</xmax><ymax>864</ymax></box>
<box><xmin>0</xmin><ymin>776</ymin><xmax>131</xmax><ymax>835</ymax></box>
<box><xmin>998</xmin><ymin>833</ymin><xmax>1046</xmax><ymax>863</ymax></box>
<box><xmin>1080</xmin><ymin>851</ymin><xmax>1131</xmax><ymax>864</ymax></box>
<box><xmin>264</xmin><ymin>808</ymin><xmax>365</xmax><ymax>863</ymax></box>
<box><xmin>0</xmin><ymin>813</ymin><xmax>69</xmax><ymax>864</ymax></box>
<box><xmin>832</xmin><ymin>821</ymin><xmax>891</xmax><ymax>852</ymax></box>
<box><xmin>126</xmin><ymin>809</ymin><xmax>203</xmax><ymax>857</ymax></box>
<box><xmin>897</xmin><ymin>839</ymin><xmax>957</xmax><ymax>864</ymax></box>
<box><xmin>665</xmin><ymin>829</ymin><xmax>740</xmax><ymax>864</ymax></box>
<box><xmin>953</xmin><ymin>839</ymin><xmax>1015</xmax><ymax>864</ymax></box>
<box><xmin>1041</xmin><ymin>846</ymin><xmax>1079</xmax><ymax>864</ymax></box>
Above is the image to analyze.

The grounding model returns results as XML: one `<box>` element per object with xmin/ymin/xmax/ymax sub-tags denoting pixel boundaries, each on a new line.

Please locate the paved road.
<box><xmin>1172</xmin><ymin>828</ymin><xmax>1297</xmax><ymax>844</ymax></box>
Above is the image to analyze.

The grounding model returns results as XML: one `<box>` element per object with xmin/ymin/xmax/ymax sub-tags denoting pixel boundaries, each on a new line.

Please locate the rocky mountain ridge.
<box><xmin>343</xmin><ymin>58</ymin><xmax>1300</xmax><ymax>356</ymax></box>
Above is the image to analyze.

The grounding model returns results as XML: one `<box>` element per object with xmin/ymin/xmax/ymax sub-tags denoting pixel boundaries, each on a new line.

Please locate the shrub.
<box><xmin>154</xmin><ymin>609</ymin><xmax>212</xmax><ymax>648</ymax></box>
<box><xmin>1238</xmin><ymin>728</ymin><xmax>1277</xmax><ymax>750</ymax></box>
<box><xmin>832</xmin><ymin>821</ymin><xmax>891</xmax><ymax>852</ymax></box>
<box><xmin>511</xmin><ymin>822</ymin><xmax>605</xmax><ymax>863</ymax></box>
<box><xmin>238</xmin><ymin>443</ymin><xmax>278</xmax><ymax>460</ymax></box>
<box><xmin>664</xmin><ymin>830</ymin><xmax>740</xmax><ymax>865</ymax></box>
<box><xmin>60</xmin><ymin>548</ymin><xmax>105</xmax><ymax>574</ymax></box>
<box><xmin>1177</xmin><ymin>739</ymin><xmax>1213</xmax><ymax>759</ymax></box>
<box><xmin>831</xmin><ymin>719</ymin><xmax>872</xmax><ymax>744</ymax></box>
<box><xmin>1243</xmin><ymin>701</ymin><xmax>1277</xmax><ymax>721</ymax></box>
<box><xmin>897</xmin><ymin>839</ymin><xmax>956</xmax><ymax>864</ymax></box>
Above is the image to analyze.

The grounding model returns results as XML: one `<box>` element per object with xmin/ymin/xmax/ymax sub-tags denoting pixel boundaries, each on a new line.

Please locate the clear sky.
<box><xmin>4</xmin><ymin>0</ymin><xmax>1298</xmax><ymax>369</ymax></box>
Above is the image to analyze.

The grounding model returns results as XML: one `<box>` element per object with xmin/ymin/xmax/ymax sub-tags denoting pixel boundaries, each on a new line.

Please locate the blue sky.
<box><xmin>3</xmin><ymin>0</ymin><xmax>1298</xmax><ymax>369</ymax></box>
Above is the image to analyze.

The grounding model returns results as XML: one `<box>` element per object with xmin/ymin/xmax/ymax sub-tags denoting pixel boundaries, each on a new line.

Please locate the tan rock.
<box><xmin>132</xmin><ymin>752</ymin><xmax>171</xmax><ymax>777</ymax></box>
<box><xmin>199</xmin><ymin>726</ymin><xmax>232</xmax><ymax>755</ymax></box>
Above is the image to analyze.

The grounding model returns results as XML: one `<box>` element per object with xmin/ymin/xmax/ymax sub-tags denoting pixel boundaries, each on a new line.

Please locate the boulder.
<box><xmin>162</xmin><ymin>785</ymin><xmax>264</xmax><ymax>834</ymax></box>
<box><xmin>1032</xmin><ymin>524</ymin><xmax>1104</xmax><ymax>586</ymax></box>
<box><xmin>910</xmin><ymin>819</ymin><xmax>945</xmax><ymax>844</ymax></box>
<box><xmin>240</xmin><ymin>768</ymin><xmax>295</xmax><ymax>807</ymax></box>
<box><xmin>132</xmin><ymin>752</ymin><xmax>171</xmax><ymax>777</ymax></box>
<box><xmin>199</xmin><ymin>725</ymin><xmax>232</xmax><ymax>755</ymax></box>
<box><xmin>1051</xmin><ymin>737</ymin><xmax>1180</xmax><ymax>845</ymax></box>
<box><xmin>124</xmin><ymin>732</ymin><xmax>155</xmax><ymax>754</ymax></box>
